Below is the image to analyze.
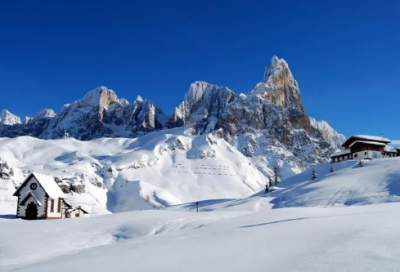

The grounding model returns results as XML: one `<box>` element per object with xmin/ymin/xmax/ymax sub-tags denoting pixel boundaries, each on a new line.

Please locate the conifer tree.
<box><xmin>265</xmin><ymin>183</ymin><xmax>269</xmax><ymax>194</ymax></box>
<box><xmin>269</xmin><ymin>178</ymin><xmax>274</xmax><ymax>187</ymax></box>
<box><xmin>311</xmin><ymin>168</ymin><xmax>317</xmax><ymax>180</ymax></box>
<box><xmin>272</xmin><ymin>163</ymin><xmax>281</xmax><ymax>186</ymax></box>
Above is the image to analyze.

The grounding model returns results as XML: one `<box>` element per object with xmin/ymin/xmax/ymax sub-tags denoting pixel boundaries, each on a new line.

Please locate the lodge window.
<box><xmin>57</xmin><ymin>199</ymin><xmax>61</xmax><ymax>212</ymax></box>
<box><xmin>365</xmin><ymin>152</ymin><xmax>367</xmax><ymax>155</ymax></box>
<box><xmin>354</xmin><ymin>154</ymin><xmax>358</xmax><ymax>158</ymax></box>
<box><xmin>50</xmin><ymin>199</ymin><xmax>55</xmax><ymax>212</ymax></box>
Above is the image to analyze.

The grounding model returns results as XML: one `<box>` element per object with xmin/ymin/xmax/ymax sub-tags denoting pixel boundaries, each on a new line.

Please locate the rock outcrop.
<box><xmin>251</xmin><ymin>56</ymin><xmax>305</xmax><ymax>113</ymax></box>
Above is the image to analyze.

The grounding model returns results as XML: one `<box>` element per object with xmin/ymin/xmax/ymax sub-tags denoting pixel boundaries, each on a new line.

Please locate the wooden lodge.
<box><xmin>331</xmin><ymin>135</ymin><xmax>399</xmax><ymax>162</ymax></box>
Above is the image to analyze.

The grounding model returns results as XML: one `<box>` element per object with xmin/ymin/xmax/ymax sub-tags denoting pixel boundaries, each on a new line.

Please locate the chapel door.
<box><xmin>25</xmin><ymin>202</ymin><xmax>38</xmax><ymax>220</ymax></box>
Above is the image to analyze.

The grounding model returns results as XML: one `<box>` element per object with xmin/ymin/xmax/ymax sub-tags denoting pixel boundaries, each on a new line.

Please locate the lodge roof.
<box><xmin>349</xmin><ymin>140</ymin><xmax>387</xmax><ymax>148</ymax></box>
<box><xmin>342</xmin><ymin>135</ymin><xmax>391</xmax><ymax>147</ymax></box>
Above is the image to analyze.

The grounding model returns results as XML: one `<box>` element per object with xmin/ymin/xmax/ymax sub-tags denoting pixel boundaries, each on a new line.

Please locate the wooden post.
<box><xmin>196</xmin><ymin>202</ymin><xmax>199</xmax><ymax>212</ymax></box>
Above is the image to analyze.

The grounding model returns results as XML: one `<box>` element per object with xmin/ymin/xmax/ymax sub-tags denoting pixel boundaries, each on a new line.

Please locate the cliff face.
<box><xmin>252</xmin><ymin>56</ymin><xmax>305</xmax><ymax>113</ymax></box>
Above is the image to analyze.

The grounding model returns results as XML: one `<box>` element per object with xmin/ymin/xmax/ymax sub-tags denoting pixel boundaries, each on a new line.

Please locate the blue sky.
<box><xmin>0</xmin><ymin>0</ymin><xmax>399</xmax><ymax>139</ymax></box>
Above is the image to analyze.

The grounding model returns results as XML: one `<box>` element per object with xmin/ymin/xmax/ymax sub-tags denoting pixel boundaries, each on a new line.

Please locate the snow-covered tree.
<box><xmin>272</xmin><ymin>163</ymin><xmax>281</xmax><ymax>186</ymax></box>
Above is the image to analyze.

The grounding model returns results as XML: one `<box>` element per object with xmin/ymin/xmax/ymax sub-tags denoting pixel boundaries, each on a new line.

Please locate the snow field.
<box><xmin>2</xmin><ymin>201</ymin><xmax>400</xmax><ymax>272</ymax></box>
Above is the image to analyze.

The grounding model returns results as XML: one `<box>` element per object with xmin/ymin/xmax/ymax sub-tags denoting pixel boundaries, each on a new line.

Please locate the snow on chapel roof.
<box><xmin>32</xmin><ymin>172</ymin><xmax>65</xmax><ymax>199</ymax></box>
<box><xmin>14</xmin><ymin>172</ymin><xmax>65</xmax><ymax>198</ymax></box>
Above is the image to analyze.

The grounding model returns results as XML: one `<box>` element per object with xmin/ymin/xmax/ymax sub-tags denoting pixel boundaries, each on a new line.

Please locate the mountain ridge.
<box><xmin>0</xmin><ymin>56</ymin><xmax>346</xmax><ymax>213</ymax></box>
<box><xmin>0</xmin><ymin>55</ymin><xmax>345</xmax><ymax>174</ymax></box>
<box><xmin>0</xmin><ymin>56</ymin><xmax>341</xmax><ymax>141</ymax></box>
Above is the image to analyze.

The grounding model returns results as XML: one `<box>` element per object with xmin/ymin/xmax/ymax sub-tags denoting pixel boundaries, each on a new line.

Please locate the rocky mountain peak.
<box><xmin>135</xmin><ymin>95</ymin><xmax>144</xmax><ymax>103</ymax></box>
<box><xmin>82</xmin><ymin>86</ymin><xmax>119</xmax><ymax>109</ymax></box>
<box><xmin>23</xmin><ymin>116</ymin><xmax>32</xmax><ymax>125</ymax></box>
<box><xmin>166</xmin><ymin>81</ymin><xmax>235</xmax><ymax>132</ymax></box>
<box><xmin>262</xmin><ymin>56</ymin><xmax>293</xmax><ymax>82</ymax></box>
<box><xmin>185</xmin><ymin>81</ymin><xmax>210</xmax><ymax>107</ymax></box>
<box><xmin>263</xmin><ymin>55</ymin><xmax>280</xmax><ymax>80</ymax></box>
<box><xmin>34</xmin><ymin>109</ymin><xmax>56</xmax><ymax>120</ymax></box>
<box><xmin>0</xmin><ymin>109</ymin><xmax>21</xmax><ymax>126</ymax></box>
<box><xmin>252</xmin><ymin>56</ymin><xmax>305</xmax><ymax>113</ymax></box>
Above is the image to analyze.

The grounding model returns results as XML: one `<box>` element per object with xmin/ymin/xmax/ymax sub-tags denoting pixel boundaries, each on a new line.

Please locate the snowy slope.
<box><xmin>165</xmin><ymin>157</ymin><xmax>400</xmax><ymax>213</ymax></box>
<box><xmin>270</xmin><ymin>157</ymin><xmax>400</xmax><ymax>207</ymax></box>
<box><xmin>2</xmin><ymin>147</ymin><xmax>400</xmax><ymax>271</ymax></box>
<box><xmin>2</xmin><ymin>202</ymin><xmax>400</xmax><ymax>272</ymax></box>
<box><xmin>0</xmin><ymin>128</ymin><xmax>268</xmax><ymax>214</ymax></box>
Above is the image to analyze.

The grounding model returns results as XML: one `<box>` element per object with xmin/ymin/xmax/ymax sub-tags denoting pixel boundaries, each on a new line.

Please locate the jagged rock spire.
<box><xmin>252</xmin><ymin>56</ymin><xmax>305</xmax><ymax>113</ymax></box>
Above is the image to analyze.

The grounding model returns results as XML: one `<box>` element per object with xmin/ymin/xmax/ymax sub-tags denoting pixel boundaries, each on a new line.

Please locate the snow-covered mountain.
<box><xmin>166</xmin><ymin>56</ymin><xmax>345</xmax><ymax>176</ymax></box>
<box><xmin>0</xmin><ymin>87</ymin><xmax>168</xmax><ymax>140</ymax></box>
<box><xmin>0</xmin><ymin>56</ymin><xmax>346</xmax><ymax>213</ymax></box>
<box><xmin>0</xmin><ymin>129</ymin><xmax>268</xmax><ymax>214</ymax></box>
